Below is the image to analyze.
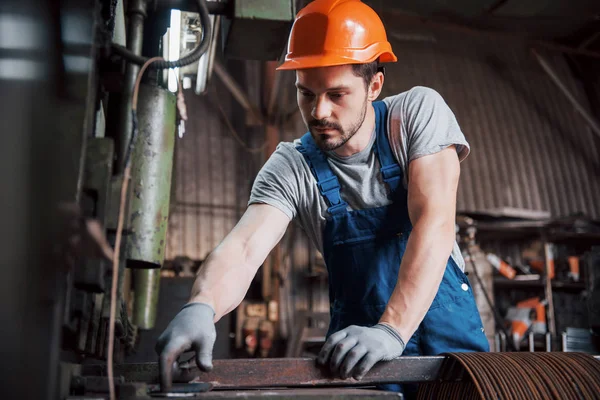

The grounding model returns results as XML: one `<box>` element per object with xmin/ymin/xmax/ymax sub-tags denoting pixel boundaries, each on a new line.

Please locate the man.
<box><xmin>156</xmin><ymin>0</ymin><xmax>489</xmax><ymax>391</ymax></box>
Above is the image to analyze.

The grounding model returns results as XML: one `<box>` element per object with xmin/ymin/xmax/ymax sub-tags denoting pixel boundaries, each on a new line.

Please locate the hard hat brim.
<box><xmin>276</xmin><ymin>50</ymin><xmax>397</xmax><ymax>71</ymax></box>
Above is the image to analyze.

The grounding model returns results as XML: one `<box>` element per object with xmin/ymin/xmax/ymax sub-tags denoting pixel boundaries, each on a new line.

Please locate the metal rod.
<box><xmin>532</xmin><ymin>49</ymin><xmax>600</xmax><ymax>142</ymax></box>
<box><xmin>494</xmin><ymin>333</ymin><xmax>501</xmax><ymax>352</ymax></box>
<box><xmin>83</xmin><ymin>355</ymin><xmax>600</xmax><ymax>388</ymax></box>
<box><xmin>579</xmin><ymin>31</ymin><xmax>600</xmax><ymax>50</ymax></box>
<box><xmin>466</xmin><ymin>246</ymin><xmax>517</xmax><ymax>351</ymax></box>
<box><xmin>156</xmin><ymin>0</ymin><xmax>231</xmax><ymax>15</ymax></box>
<box><xmin>127</xmin><ymin>84</ymin><xmax>177</xmax><ymax>329</ymax></box>
<box><xmin>115</xmin><ymin>0</ymin><xmax>146</xmax><ymax>173</ymax></box>
<box><xmin>265</xmin><ymin>61</ymin><xmax>282</xmax><ymax>119</ymax></box>
<box><xmin>213</xmin><ymin>59</ymin><xmax>264</xmax><ymax>125</ymax></box>
<box><xmin>543</xmin><ymin>242</ymin><xmax>557</xmax><ymax>336</ymax></box>
<box><xmin>529</xmin><ymin>331</ymin><xmax>535</xmax><ymax>352</ymax></box>
<box><xmin>84</xmin><ymin>357</ymin><xmax>448</xmax><ymax>386</ymax></box>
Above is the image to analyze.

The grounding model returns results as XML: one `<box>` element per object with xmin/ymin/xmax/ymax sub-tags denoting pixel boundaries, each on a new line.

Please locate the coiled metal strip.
<box><xmin>417</xmin><ymin>352</ymin><xmax>600</xmax><ymax>399</ymax></box>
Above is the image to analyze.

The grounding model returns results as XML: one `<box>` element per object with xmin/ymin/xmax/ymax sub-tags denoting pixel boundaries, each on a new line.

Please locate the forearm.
<box><xmin>189</xmin><ymin>240</ymin><xmax>260</xmax><ymax>322</ymax></box>
<box><xmin>187</xmin><ymin>204</ymin><xmax>290</xmax><ymax>322</ymax></box>
<box><xmin>379</xmin><ymin>215</ymin><xmax>455</xmax><ymax>341</ymax></box>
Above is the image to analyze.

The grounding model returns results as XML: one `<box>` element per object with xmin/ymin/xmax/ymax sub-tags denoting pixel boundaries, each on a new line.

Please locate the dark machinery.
<box><xmin>0</xmin><ymin>0</ymin><xmax>294</xmax><ymax>399</ymax></box>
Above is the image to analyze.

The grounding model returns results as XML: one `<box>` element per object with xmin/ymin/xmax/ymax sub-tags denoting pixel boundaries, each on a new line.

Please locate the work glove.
<box><xmin>317</xmin><ymin>324</ymin><xmax>405</xmax><ymax>380</ymax></box>
<box><xmin>155</xmin><ymin>302</ymin><xmax>216</xmax><ymax>391</ymax></box>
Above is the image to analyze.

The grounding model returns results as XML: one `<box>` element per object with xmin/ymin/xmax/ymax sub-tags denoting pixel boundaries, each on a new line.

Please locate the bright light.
<box><xmin>168</xmin><ymin>9</ymin><xmax>181</xmax><ymax>93</ymax></box>
<box><xmin>0</xmin><ymin>15</ymin><xmax>43</xmax><ymax>50</ymax></box>
<box><xmin>0</xmin><ymin>59</ymin><xmax>46</xmax><ymax>80</ymax></box>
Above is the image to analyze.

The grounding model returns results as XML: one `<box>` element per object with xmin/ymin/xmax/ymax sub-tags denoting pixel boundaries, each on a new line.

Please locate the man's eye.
<box><xmin>300</xmin><ymin>90</ymin><xmax>314</xmax><ymax>97</ymax></box>
<box><xmin>329</xmin><ymin>93</ymin><xmax>344</xmax><ymax>99</ymax></box>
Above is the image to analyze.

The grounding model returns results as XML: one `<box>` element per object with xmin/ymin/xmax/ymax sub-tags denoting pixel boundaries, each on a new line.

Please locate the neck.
<box><xmin>333</xmin><ymin>103</ymin><xmax>375</xmax><ymax>157</ymax></box>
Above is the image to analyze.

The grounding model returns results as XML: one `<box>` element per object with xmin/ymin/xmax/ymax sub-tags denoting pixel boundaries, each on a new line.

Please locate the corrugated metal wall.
<box><xmin>165</xmin><ymin>74</ymin><xmax>264</xmax><ymax>260</ymax></box>
<box><xmin>166</xmin><ymin>26</ymin><xmax>600</xmax><ymax>273</ymax></box>
<box><xmin>378</xmin><ymin>26</ymin><xmax>600</xmax><ymax>219</ymax></box>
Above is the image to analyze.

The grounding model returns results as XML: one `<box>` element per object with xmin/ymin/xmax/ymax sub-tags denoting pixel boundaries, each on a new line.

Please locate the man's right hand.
<box><xmin>155</xmin><ymin>302</ymin><xmax>217</xmax><ymax>391</ymax></box>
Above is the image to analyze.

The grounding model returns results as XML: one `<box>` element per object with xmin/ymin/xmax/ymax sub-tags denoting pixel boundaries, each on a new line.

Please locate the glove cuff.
<box><xmin>181</xmin><ymin>302</ymin><xmax>216</xmax><ymax>316</ymax></box>
<box><xmin>373</xmin><ymin>323</ymin><xmax>405</xmax><ymax>347</ymax></box>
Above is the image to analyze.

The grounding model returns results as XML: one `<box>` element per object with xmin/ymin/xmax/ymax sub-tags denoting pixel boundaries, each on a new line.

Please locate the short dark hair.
<box><xmin>351</xmin><ymin>60</ymin><xmax>379</xmax><ymax>88</ymax></box>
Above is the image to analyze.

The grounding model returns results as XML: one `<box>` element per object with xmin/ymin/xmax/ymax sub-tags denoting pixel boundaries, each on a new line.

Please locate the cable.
<box><xmin>111</xmin><ymin>0</ymin><xmax>211</xmax><ymax>69</ymax></box>
<box><xmin>107</xmin><ymin>56</ymin><xmax>165</xmax><ymax>400</ymax></box>
<box><xmin>465</xmin><ymin>245</ymin><xmax>518</xmax><ymax>352</ymax></box>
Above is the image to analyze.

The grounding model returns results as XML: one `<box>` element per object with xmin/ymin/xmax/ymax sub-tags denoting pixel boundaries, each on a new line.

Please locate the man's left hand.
<box><xmin>317</xmin><ymin>324</ymin><xmax>405</xmax><ymax>380</ymax></box>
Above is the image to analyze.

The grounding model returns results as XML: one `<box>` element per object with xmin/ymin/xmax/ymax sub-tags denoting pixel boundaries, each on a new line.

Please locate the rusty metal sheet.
<box><xmin>149</xmin><ymin>388</ymin><xmax>401</xmax><ymax>399</ymax></box>
<box><xmin>83</xmin><ymin>357</ymin><xmax>447</xmax><ymax>387</ymax></box>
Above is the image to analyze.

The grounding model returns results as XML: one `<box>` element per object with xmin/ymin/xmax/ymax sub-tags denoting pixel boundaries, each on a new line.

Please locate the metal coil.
<box><xmin>417</xmin><ymin>352</ymin><xmax>600</xmax><ymax>399</ymax></box>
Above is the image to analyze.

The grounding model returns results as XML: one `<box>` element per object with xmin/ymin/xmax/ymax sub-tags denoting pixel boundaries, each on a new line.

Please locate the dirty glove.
<box><xmin>155</xmin><ymin>302</ymin><xmax>216</xmax><ymax>391</ymax></box>
<box><xmin>317</xmin><ymin>324</ymin><xmax>405</xmax><ymax>380</ymax></box>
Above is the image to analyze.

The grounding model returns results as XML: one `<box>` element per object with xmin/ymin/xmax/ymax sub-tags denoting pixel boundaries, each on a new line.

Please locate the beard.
<box><xmin>307</xmin><ymin>97</ymin><xmax>368</xmax><ymax>152</ymax></box>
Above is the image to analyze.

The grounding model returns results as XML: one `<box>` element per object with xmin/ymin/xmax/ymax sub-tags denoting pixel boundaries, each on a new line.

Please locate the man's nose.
<box><xmin>311</xmin><ymin>96</ymin><xmax>332</xmax><ymax>121</ymax></box>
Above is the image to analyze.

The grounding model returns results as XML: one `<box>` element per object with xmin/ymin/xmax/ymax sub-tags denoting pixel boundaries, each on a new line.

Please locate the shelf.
<box><xmin>493</xmin><ymin>278</ymin><xmax>586</xmax><ymax>291</ymax></box>
<box><xmin>458</xmin><ymin>215</ymin><xmax>600</xmax><ymax>244</ymax></box>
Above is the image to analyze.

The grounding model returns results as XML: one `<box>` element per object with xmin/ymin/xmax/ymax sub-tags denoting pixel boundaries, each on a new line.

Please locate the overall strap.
<box><xmin>296</xmin><ymin>132</ymin><xmax>348</xmax><ymax>215</ymax></box>
<box><xmin>372</xmin><ymin>101</ymin><xmax>403</xmax><ymax>194</ymax></box>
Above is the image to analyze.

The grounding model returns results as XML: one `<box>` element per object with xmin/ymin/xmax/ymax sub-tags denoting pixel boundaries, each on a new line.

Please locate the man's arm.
<box><xmin>379</xmin><ymin>145</ymin><xmax>460</xmax><ymax>340</ymax></box>
<box><xmin>188</xmin><ymin>203</ymin><xmax>290</xmax><ymax>320</ymax></box>
<box><xmin>156</xmin><ymin>203</ymin><xmax>290</xmax><ymax>389</ymax></box>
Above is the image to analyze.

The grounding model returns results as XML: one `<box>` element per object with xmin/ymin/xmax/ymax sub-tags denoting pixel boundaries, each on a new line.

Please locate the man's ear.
<box><xmin>368</xmin><ymin>71</ymin><xmax>384</xmax><ymax>101</ymax></box>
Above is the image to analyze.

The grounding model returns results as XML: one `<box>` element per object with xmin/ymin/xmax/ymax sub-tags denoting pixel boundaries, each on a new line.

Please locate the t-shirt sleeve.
<box><xmin>248</xmin><ymin>143</ymin><xmax>302</xmax><ymax>220</ymax></box>
<box><xmin>403</xmin><ymin>86</ymin><xmax>470</xmax><ymax>162</ymax></box>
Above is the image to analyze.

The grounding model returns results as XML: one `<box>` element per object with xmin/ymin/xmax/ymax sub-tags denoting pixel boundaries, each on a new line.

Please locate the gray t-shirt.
<box><xmin>248</xmin><ymin>86</ymin><xmax>470</xmax><ymax>270</ymax></box>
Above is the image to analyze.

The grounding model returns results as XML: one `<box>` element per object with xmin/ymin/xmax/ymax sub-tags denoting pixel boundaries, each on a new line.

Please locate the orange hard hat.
<box><xmin>277</xmin><ymin>0</ymin><xmax>397</xmax><ymax>71</ymax></box>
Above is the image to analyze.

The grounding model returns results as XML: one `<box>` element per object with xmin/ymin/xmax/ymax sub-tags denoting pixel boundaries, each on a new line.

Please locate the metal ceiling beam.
<box><xmin>532</xmin><ymin>49</ymin><xmax>600</xmax><ymax>142</ymax></box>
<box><xmin>384</xmin><ymin>9</ymin><xmax>600</xmax><ymax>59</ymax></box>
<box><xmin>213</xmin><ymin>59</ymin><xmax>264</xmax><ymax>126</ymax></box>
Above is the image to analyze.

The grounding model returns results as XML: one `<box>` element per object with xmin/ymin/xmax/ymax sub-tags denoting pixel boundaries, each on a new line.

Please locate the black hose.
<box><xmin>111</xmin><ymin>0</ymin><xmax>212</xmax><ymax>69</ymax></box>
<box><xmin>465</xmin><ymin>246</ymin><xmax>518</xmax><ymax>352</ymax></box>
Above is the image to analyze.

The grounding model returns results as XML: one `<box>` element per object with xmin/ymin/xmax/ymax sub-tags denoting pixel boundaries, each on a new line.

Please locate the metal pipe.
<box><xmin>213</xmin><ymin>60</ymin><xmax>264</xmax><ymax>125</ymax></box>
<box><xmin>133</xmin><ymin>269</ymin><xmax>162</xmax><ymax>329</ymax></box>
<box><xmin>155</xmin><ymin>0</ymin><xmax>231</xmax><ymax>15</ymax></box>
<box><xmin>115</xmin><ymin>0</ymin><xmax>146</xmax><ymax>173</ymax></box>
<box><xmin>127</xmin><ymin>83</ymin><xmax>176</xmax><ymax>329</ymax></box>
<box><xmin>266</xmin><ymin>61</ymin><xmax>283</xmax><ymax>119</ymax></box>
<box><xmin>499</xmin><ymin>331</ymin><xmax>507</xmax><ymax>352</ymax></box>
<box><xmin>528</xmin><ymin>331</ymin><xmax>535</xmax><ymax>352</ymax></box>
<box><xmin>543</xmin><ymin>242</ymin><xmax>557</xmax><ymax>336</ymax></box>
<box><xmin>532</xmin><ymin>49</ymin><xmax>600</xmax><ymax>142</ymax></box>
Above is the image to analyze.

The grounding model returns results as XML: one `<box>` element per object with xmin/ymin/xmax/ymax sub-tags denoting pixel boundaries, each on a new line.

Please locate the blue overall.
<box><xmin>296</xmin><ymin>101</ymin><xmax>489</xmax><ymax>392</ymax></box>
